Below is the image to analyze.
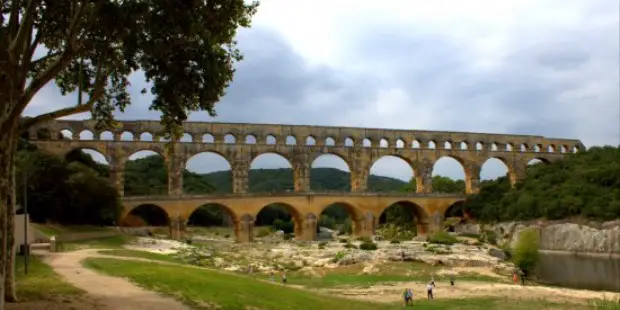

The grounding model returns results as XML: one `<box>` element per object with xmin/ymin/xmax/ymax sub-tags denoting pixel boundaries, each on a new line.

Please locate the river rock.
<box><xmin>362</xmin><ymin>264</ymin><xmax>379</xmax><ymax>274</ymax></box>
<box><xmin>338</xmin><ymin>251</ymin><xmax>373</xmax><ymax>266</ymax></box>
<box><xmin>488</xmin><ymin>248</ymin><xmax>507</xmax><ymax>261</ymax></box>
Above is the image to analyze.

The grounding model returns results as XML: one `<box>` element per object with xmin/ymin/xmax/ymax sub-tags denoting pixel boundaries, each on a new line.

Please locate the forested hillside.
<box><xmin>122</xmin><ymin>155</ymin><xmax>408</xmax><ymax>195</ymax></box>
<box><xmin>463</xmin><ymin>146</ymin><xmax>620</xmax><ymax>222</ymax></box>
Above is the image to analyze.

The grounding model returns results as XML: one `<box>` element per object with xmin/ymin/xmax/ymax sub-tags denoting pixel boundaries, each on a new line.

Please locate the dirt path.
<box><xmin>41</xmin><ymin>249</ymin><xmax>189</xmax><ymax>310</ymax></box>
<box><xmin>323</xmin><ymin>280</ymin><xmax>620</xmax><ymax>305</ymax></box>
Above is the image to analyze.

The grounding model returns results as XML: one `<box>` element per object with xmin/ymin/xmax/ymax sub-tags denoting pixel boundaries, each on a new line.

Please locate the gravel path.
<box><xmin>42</xmin><ymin>249</ymin><xmax>189</xmax><ymax>310</ymax></box>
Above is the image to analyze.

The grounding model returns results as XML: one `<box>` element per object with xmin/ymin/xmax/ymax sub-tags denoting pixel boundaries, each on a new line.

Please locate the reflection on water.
<box><xmin>535</xmin><ymin>252</ymin><xmax>620</xmax><ymax>292</ymax></box>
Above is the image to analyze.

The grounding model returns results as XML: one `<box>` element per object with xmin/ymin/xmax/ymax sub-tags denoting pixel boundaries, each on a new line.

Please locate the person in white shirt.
<box><xmin>426</xmin><ymin>282</ymin><xmax>434</xmax><ymax>300</ymax></box>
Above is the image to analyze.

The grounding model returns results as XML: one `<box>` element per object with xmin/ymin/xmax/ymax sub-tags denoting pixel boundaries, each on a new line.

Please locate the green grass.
<box><xmin>15</xmin><ymin>255</ymin><xmax>83</xmax><ymax>301</ymax></box>
<box><xmin>83</xmin><ymin>258</ymin><xmax>586</xmax><ymax>310</ymax></box>
<box><xmin>32</xmin><ymin>223</ymin><xmax>113</xmax><ymax>237</ymax></box>
<box><xmin>282</xmin><ymin>261</ymin><xmax>506</xmax><ymax>288</ymax></box>
<box><xmin>56</xmin><ymin>235</ymin><xmax>132</xmax><ymax>252</ymax></box>
<box><xmin>98</xmin><ymin>249</ymin><xmax>182</xmax><ymax>264</ymax></box>
<box><xmin>84</xmin><ymin>257</ymin><xmax>396</xmax><ymax>310</ymax></box>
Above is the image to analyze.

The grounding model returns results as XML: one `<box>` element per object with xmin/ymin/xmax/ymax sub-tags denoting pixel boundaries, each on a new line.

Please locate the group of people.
<box><xmin>402</xmin><ymin>274</ymin><xmax>455</xmax><ymax>306</ymax></box>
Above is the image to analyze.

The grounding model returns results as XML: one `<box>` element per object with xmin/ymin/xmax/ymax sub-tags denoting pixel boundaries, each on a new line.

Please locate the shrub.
<box><xmin>273</xmin><ymin>219</ymin><xmax>294</xmax><ymax>234</ymax></box>
<box><xmin>390</xmin><ymin>240</ymin><xmax>401</xmax><ymax>244</ymax></box>
<box><xmin>283</xmin><ymin>233</ymin><xmax>293</xmax><ymax>240</ymax></box>
<box><xmin>256</xmin><ymin>227</ymin><xmax>271</xmax><ymax>238</ymax></box>
<box><xmin>512</xmin><ymin>228</ymin><xmax>540</xmax><ymax>274</ymax></box>
<box><xmin>224</xmin><ymin>234</ymin><xmax>230</xmax><ymax>238</ymax></box>
<box><xmin>331</xmin><ymin>251</ymin><xmax>346</xmax><ymax>263</ymax></box>
<box><xmin>319</xmin><ymin>215</ymin><xmax>337</xmax><ymax>229</ymax></box>
<box><xmin>428</xmin><ymin>231</ymin><xmax>458</xmax><ymax>245</ymax></box>
<box><xmin>318</xmin><ymin>241</ymin><xmax>328</xmax><ymax>249</ymax></box>
<box><xmin>344</xmin><ymin>242</ymin><xmax>357</xmax><ymax>249</ymax></box>
<box><xmin>338</xmin><ymin>239</ymin><xmax>348</xmax><ymax>243</ymax></box>
<box><xmin>460</xmin><ymin>232</ymin><xmax>481</xmax><ymax>239</ymax></box>
<box><xmin>357</xmin><ymin>236</ymin><xmax>372</xmax><ymax>243</ymax></box>
<box><xmin>359</xmin><ymin>241</ymin><xmax>378</xmax><ymax>251</ymax></box>
<box><xmin>338</xmin><ymin>218</ymin><xmax>353</xmax><ymax>235</ymax></box>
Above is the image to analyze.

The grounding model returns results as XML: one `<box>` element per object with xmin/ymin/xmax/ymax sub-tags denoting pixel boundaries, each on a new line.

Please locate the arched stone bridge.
<box><xmin>27</xmin><ymin>119</ymin><xmax>584</xmax><ymax>242</ymax></box>
<box><xmin>121</xmin><ymin>192</ymin><xmax>465</xmax><ymax>242</ymax></box>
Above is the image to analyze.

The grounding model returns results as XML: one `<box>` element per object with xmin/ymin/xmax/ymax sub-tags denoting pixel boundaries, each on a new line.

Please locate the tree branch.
<box><xmin>3</xmin><ymin>2</ymin><xmax>88</xmax><ymax>133</ymax></box>
<box><xmin>9</xmin><ymin>0</ymin><xmax>42</xmax><ymax>61</ymax></box>
<box><xmin>19</xmin><ymin>66</ymin><xmax>108</xmax><ymax>132</ymax></box>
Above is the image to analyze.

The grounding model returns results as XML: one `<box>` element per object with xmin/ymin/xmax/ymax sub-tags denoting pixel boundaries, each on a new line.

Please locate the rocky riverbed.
<box><xmin>125</xmin><ymin>232</ymin><xmax>515</xmax><ymax>277</ymax></box>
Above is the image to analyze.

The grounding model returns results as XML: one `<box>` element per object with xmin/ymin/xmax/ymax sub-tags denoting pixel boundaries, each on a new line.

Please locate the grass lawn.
<box><xmin>83</xmin><ymin>258</ymin><xmax>590</xmax><ymax>310</ymax></box>
<box><xmin>32</xmin><ymin>223</ymin><xmax>113</xmax><ymax>237</ymax></box>
<box><xmin>282</xmin><ymin>261</ymin><xmax>507</xmax><ymax>288</ymax></box>
<box><xmin>98</xmin><ymin>249</ymin><xmax>182</xmax><ymax>263</ymax></box>
<box><xmin>83</xmin><ymin>257</ymin><xmax>398</xmax><ymax>310</ymax></box>
<box><xmin>56</xmin><ymin>235</ymin><xmax>132</xmax><ymax>252</ymax></box>
<box><xmin>15</xmin><ymin>255</ymin><xmax>83</xmax><ymax>301</ymax></box>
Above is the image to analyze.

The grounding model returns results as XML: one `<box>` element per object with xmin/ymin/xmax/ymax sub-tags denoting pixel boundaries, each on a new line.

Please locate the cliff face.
<box><xmin>456</xmin><ymin>220</ymin><xmax>620</xmax><ymax>254</ymax></box>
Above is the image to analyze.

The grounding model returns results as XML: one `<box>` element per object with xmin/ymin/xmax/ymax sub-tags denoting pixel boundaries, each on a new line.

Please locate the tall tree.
<box><xmin>0</xmin><ymin>0</ymin><xmax>258</xmax><ymax>305</ymax></box>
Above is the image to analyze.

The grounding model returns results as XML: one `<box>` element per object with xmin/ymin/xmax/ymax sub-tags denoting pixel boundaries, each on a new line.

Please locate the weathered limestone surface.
<box><xmin>458</xmin><ymin>221</ymin><xmax>620</xmax><ymax>254</ymax></box>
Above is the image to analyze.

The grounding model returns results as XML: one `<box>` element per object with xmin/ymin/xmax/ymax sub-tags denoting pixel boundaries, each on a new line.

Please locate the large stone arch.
<box><xmin>317</xmin><ymin>201</ymin><xmax>365</xmax><ymax>237</ymax></box>
<box><xmin>310</xmin><ymin>150</ymin><xmax>352</xmax><ymax>171</ymax></box>
<box><xmin>479</xmin><ymin>156</ymin><xmax>516</xmax><ymax>183</ymax></box>
<box><xmin>124</xmin><ymin>146</ymin><xmax>167</xmax><ymax>162</ymax></box>
<box><xmin>120</xmin><ymin>203</ymin><xmax>170</xmax><ymax>227</ymax></box>
<box><xmin>63</xmin><ymin>145</ymin><xmax>113</xmax><ymax>165</ymax></box>
<box><xmin>253</xmin><ymin>202</ymin><xmax>303</xmax><ymax>239</ymax></box>
<box><xmin>377</xmin><ymin>200</ymin><xmax>430</xmax><ymax>235</ymax></box>
<box><xmin>186</xmin><ymin>202</ymin><xmax>238</xmax><ymax>226</ymax></box>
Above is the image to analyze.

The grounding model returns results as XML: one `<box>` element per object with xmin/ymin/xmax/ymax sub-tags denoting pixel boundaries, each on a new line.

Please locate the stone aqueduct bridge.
<box><xmin>28</xmin><ymin>120</ymin><xmax>584</xmax><ymax>242</ymax></box>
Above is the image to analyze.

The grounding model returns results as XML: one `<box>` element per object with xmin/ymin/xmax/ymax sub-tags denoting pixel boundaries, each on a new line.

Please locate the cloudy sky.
<box><xmin>26</xmin><ymin>0</ymin><xmax>619</xmax><ymax>183</ymax></box>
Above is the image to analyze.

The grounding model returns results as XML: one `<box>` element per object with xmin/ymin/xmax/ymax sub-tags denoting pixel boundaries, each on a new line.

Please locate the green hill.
<box><xmin>123</xmin><ymin>155</ymin><xmax>407</xmax><ymax>195</ymax></box>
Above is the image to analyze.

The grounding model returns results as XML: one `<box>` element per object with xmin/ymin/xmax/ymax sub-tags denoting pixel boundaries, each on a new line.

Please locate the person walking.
<box><xmin>281</xmin><ymin>271</ymin><xmax>287</xmax><ymax>284</ymax></box>
<box><xmin>403</xmin><ymin>288</ymin><xmax>413</xmax><ymax>306</ymax></box>
<box><xmin>426</xmin><ymin>282</ymin><xmax>434</xmax><ymax>300</ymax></box>
<box><xmin>513</xmin><ymin>271</ymin><xmax>518</xmax><ymax>285</ymax></box>
<box><xmin>450</xmin><ymin>273</ymin><xmax>455</xmax><ymax>288</ymax></box>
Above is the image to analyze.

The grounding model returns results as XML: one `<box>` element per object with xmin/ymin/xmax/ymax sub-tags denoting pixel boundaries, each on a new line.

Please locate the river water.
<box><xmin>535</xmin><ymin>252</ymin><xmax>620</xmax><ymax>292</ymax></box>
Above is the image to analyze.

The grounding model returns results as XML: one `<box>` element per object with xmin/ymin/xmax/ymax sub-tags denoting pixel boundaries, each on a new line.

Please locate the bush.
<box><xmin>338</xmin><ymin>239</ymin><xmax>348</xmax><ymax>243</ymax></box>
<box><xmin>460</xmin><ymin>232</ymin><xmax>481</xmax><ymax>239</ymax></box>
<box><xmin>224</xmin><ymin>234</ymin><xmax>230</xmax><ymax>238</ymax></box>
<box><xmin>428</xmin><ymin>231</ymin><xmax>458</xmax><ymax>245</ymax></box>
<box><xmin>390</xmin><ymin>240</ymin><xmax>400</xmax><ymax>244</ymax></box>
<box><xmin>273</xmin><ymin>219</ymin><xmax>294</xmax><ymax>234</ymax></box>
<box><xmin>356</xmin><ymin>236</ymin><xmax>372</xmax><ymax>243</ymax></box>
<box><xmin>318</xmin><ymin>241</ymin><xmax>328</xmax><ymax>249</ymax></box>
<box><xmin>331</xmin><ymin>251</ymin><xmax>346</xmax><ymax>263</ymax></box>
<box><xmin>512</xmin><ymin>228</ymin><xmax>540</xmax><ymax>274</ymax></box>
<box><xmin>344</xmin><ymin>242</ymin><xmax>357</xmax><ymax>249</ymax></box>
<box><xmin>359</xmin><ymin>241</ymin><xmax>378</xmax><ymax>251</ymax></box>
<box><xmin>283</xmin><ymin>233</ymin><xmax>293</xmax><ymax>240</ymax></box>
<box><xmin>256</xmin><ymin>227</ymin><xmax>271</xmax><ymax>238</ymax></box>
<box><xmin>319</xmin><ymin>215</ymin><xmax>337</xmax><ymax>229</ymax></box>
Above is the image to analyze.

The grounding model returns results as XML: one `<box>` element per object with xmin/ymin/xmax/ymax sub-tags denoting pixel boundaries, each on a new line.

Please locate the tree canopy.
<box><xmin>463</xmin><ymin>146</ymin><xmax>620</xmax><ymax>222</ymax></box>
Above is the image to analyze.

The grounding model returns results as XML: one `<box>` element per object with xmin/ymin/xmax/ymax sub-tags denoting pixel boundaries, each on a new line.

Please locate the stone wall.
<box><xmin>456</xmin><ymin>220</ymin><xmax>620</xmax><ymax>255</ymax></box>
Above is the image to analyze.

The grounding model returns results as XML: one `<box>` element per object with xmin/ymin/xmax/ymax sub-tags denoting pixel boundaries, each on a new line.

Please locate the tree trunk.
<box><xmin>0</xmin><ymin>124</ymin><xmax>15</xmax><ymax>309</ymax></box>
<box><xmin>4</xmin><ymin>132</ymin><xmax>18</xmax><ymax>303</ymax></box>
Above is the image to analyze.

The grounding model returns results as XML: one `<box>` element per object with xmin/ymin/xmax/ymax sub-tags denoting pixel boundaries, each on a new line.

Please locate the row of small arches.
<box><xmin>58</xmin><ymin>129</ymin><xmax>579</xmax><ymax>154</ymax></box>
